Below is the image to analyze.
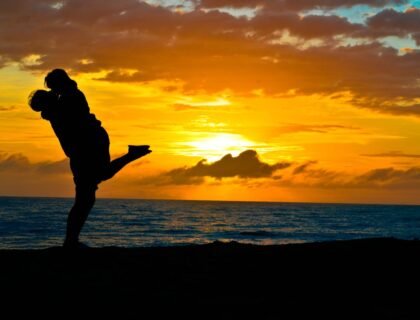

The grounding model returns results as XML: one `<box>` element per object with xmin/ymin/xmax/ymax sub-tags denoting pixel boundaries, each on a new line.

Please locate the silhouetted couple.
<box><xmin>29</xmin><ymin>69</ymin><xmax>151</xmax><ymax>249</ymax></box>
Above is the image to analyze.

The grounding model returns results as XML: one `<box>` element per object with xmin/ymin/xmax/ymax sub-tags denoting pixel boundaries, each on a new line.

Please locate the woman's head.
<box><xmin>44</xmin><ymin>69</ymin><xmax>77</xmax><ymax>92</ymax></box>
<box><xmin>28</xmin><ymin>90</ymin><xmax>55</xmax><ymax>112</ymax></box>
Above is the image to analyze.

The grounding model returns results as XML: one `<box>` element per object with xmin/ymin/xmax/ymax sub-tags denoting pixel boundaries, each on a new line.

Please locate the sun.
<box><xmin>176</xmin><ymin>133</ymin><xmax>256</xmax><ymax>161</ymax></box>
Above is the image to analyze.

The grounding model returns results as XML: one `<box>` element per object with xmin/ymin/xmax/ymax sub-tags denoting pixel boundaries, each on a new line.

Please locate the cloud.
<box><xmin>199</xmin><ymin>0</ymin><xmax>407</xmax><ymax>10</ymax></box>
<box><xmin>286</xmin><ymin>15</ymin><xmax>364</xmax><ymax>39</ymax></box>
<box><xmin>293</xmin><ymin>161</ymin><xmax>317</xmax><ymax>175</ymax></box>
<box><xmin>132</xmin><ymin>151</ymin><xmax>420</xmax><ymax>190</ymax></box>
<box><xmin>0</xmin><ymin>0</ymin><xmax>419</xmax><ymax>116</ymax></box>
<box><xmin>367</xmin><ymin>7</ymin><xmax>420</xmax><ymax>39</ymax></box>
<box><xmin>350</xmin><ymin>167</ymin><xmax>420</xmax><ymax>188</ymax></box>
<box><xmin>94</xmin><ymin>69</ymin><xmax>158</xmax><ymax>83</ymax></box>
<box><xmin>352</xmin><ymin>99</ymin><xmax>420</xmax><ymax>117</ymax></box>
<box><xmin>198</xmin><ymin>0</ymin><xmax>262</xmax><ymax>8</ymax></box>
<box><xmin>279</xmin><ymin>162</ymin><xmax>420</xmax><ymax>189</ymax></box>
<box><xmin>361</xmin><ymin>151</ymin><xmax>420</xmax><ymax>158</ymax></box>
<box><xmin>0</xmin><ymin>153</ymin><xmax>69</xmax><ymax>174</ymax></box>
<box><xmin>142</xmin><ymin>149</ymin><xmax>291</xmax><ymax>185</ymax></box>
<box><xmin>0</xmin><ymin>153</ymin><xmax>30</xmax><ymax>171</ymax></box>
<box><xmin>35</xmin><ymin>158</ymin><xmax>69</xmax><ymax>174</ymax></box>
<box><xmin>281</xmin><ymin>0</ymin><xmax>408</xmax><ymax>10</ymax></box>
<box><xmin>0</xmin><ymin>105</ymin><xmax>17</xmax><ymax>111</ymax></box>
<box><xmin>275</xmin><ymin>124</ymin><xmax>359</xmax><ymax>134</ymax></box>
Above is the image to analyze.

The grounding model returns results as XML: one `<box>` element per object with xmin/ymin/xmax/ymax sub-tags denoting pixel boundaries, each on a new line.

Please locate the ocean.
<box><xmin>0</xmin><ymin>196</ymin><xmax>420</xmax><ymax>249</ymax></box>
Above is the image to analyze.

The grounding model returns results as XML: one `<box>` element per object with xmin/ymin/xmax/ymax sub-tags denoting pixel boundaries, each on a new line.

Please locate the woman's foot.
<box><xmin>128</xmin><ymin>145</ymin><xmax>152</xmax><ymax>159</ymax></box>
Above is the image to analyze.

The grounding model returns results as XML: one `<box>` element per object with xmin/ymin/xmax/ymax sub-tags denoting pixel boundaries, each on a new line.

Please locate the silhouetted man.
<box><xmin>29</xmin><ymin>69</ymin><xmax>151</xmax><ymax>248</ymax></box>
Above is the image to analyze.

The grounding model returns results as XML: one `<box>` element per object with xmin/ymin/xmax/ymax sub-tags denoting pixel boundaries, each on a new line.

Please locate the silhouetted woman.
<box><xmin>29</xmin><ymin>69</ymin><xmax>151</xmax><ymax>248</ymax></box>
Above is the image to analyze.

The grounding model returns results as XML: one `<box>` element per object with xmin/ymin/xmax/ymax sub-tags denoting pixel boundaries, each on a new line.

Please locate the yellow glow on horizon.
<box><xmin>175</xmin><ymin>96</ymin><xmax>231</xmax><ymax>108</ymax></box>
<box><xmin>176</xmin><ymin>133</ymin><xmax>256</xmax><ymax>161</ymax></box>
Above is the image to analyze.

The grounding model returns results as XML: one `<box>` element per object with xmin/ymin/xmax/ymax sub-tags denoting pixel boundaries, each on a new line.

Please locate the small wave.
<box><xmin>163</xmin><ymin>229</ymin><xmax>196</xmax><ymax>235</ymax></box>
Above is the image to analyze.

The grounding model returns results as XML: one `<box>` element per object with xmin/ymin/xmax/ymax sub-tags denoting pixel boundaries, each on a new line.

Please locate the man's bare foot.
<box><xmin>63</xmin><ymin>240</ymin><xmax>90</xmax><ymax>250</ymax></box>
<box><xmin>128</xmin><ymin>145</ymin><xmax>152</xmax><ymax>159</ymax></box>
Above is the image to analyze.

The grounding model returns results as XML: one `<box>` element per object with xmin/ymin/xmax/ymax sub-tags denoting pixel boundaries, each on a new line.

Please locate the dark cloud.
<box><xmin>355</xmin><ymin>167</ymin><xmax>402</xmax><ymax>182</ymax></box>
<box><xmin>293</xmin><ymin>161</ymin><xmax>317</xmax><ymax>175</ymax></box>
<box><xmin>350</xmin><ymin>167</ymin><xmax>420</xmax><ymax>188</ymax></box>
<box><xmin>279</xmin><ymin>0</ymin><xmax>408</xmax><ymax>10</ymax></box>
<box><xmin>0</xmin><ymin>105</ymin><xmax>17</xmax><ymax>111</ymax></box>
<box><xmin>288</xmin><ymin>15</ymin><xmax>364</xmax><ymax>39</ymax></box>
<box><xmin>275</xmin><ymin>124</ymin><xmax>359</xmax><ymax>134</ymax></box>
<box><xmin>163</xmin><ymin>156</ymin><xmax>420</xmax><ymax>189</ymax></box>
<box><xmin>0</xmin><ymin>153</ymin><xmax>30</xmax><ymax>171</ymax></box>
<box><xmin>133</xmin><ymin>151</ymin><xmax>420</xmax><ymax>189</ymax></box>
<box><xmin>0</xmin><ymin>153</ymin><xmax>69</xmax><ymax>174</ymax></box>
<box><xmin>250</xmin><ymin>11</ymin><xmax>364</xmax><ymax>39</ymax></box>
<box><xmin>199</xmin><ymin>0</ymin><xmax>407</xmax><ymax>10</ymax></box>
<box><xmin>367</xmin><ymin>7</ymin><xmax>420</xmax><ymax>39</ymax></box>
<box><xmin>35</xmin><ymin>158</ymin><xmax>69</xmax><ymax>174</ymax></box>
<box><xmin>167</xmin><ymin>149</ymin><xmax>290</xmax><ymax>182</ymax></box>
<box><xmin>147</xmin><ymin>150</ymin><xmax>291</xmax><ymax>185</ymax></box>
<box><xmin>361</xmin><ymin>151</ymin><xmax>420</xmax><ymax>158</ymax></box>
<box><xmin>352</xmin><ymin>99</ymin><xmax>420</xmax><ymax>117</ymax></box>
<box><xmin>94</xmin><ymin>68</ymin><xmax>161</xmax><ymax>83</ymax></box>
<box><xmin>281</xmin><ymin>162</ymin><xmax>420</xmax><ymax>189</ymax></box>
<box><xmin>198</xmin><ymin>0</ymin><xmax>261</xmax><ymax>8</ymax></box>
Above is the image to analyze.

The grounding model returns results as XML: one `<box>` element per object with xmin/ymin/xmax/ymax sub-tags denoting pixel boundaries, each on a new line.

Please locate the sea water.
<box><xmin>0</xmin><ymin>196</ymin><xmax>419</xmax><ymax>249</ymax></box>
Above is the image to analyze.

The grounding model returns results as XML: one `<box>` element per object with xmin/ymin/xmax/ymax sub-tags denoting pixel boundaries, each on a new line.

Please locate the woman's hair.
<box><xmin>44</xmin><ymin>69</ymin><xmax>77</xmax><ymax>91</ymax></box>
<box><xmin>28</xmin><ymin>90</ymin><xmax>55</xmax><ymax>112</ymax></box>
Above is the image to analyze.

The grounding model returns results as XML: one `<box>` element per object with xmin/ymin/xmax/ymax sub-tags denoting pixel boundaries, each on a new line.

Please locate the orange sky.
<box><xmin>2</xmin><ymin>0</ymin><xmax>420</xmax><ymax>204</ymax></box>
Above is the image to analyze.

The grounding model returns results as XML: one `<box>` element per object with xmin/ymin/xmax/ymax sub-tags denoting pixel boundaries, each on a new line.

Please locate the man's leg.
<box><xmin>63</xmin><ymin>185</ymin><xmax>96</xmax><ymax>247</ymax></box>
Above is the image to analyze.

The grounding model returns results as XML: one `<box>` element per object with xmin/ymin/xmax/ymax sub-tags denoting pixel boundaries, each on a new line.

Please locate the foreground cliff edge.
<box><xmin>1</xmin><ymin>238</ymin><xmax>419</xmax><ymax>319</ymax></box>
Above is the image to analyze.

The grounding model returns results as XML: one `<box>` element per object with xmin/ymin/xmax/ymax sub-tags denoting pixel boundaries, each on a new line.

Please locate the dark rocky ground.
<box><xmin>1</xmin><ymin>238</ymin><xmax>419</xmax><ymax>319</ymax></box>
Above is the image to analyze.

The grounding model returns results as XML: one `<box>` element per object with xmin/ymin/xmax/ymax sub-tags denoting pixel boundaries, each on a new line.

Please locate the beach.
<box><xmin>1</xmin><ymin>238</ymin><xmax>419</xmax><ymax>319</ymax></box>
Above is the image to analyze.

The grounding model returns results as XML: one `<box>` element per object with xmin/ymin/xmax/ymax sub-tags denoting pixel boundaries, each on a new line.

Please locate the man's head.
<box><xmin>28</xmin><ymin>90</ymin><xmax>55</xmax><ymax>112</ymax></box>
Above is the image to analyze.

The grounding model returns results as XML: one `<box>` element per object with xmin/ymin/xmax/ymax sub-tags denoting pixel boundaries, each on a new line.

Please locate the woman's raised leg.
<box><xmin>101</xmin><ymin>146</ymin><xmax>151</xmax><ymax>181</ymax></box>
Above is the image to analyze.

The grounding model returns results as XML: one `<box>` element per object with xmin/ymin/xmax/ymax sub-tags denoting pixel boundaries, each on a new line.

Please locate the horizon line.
<box><xmin>0</xmin><ymin>194</ymin><xmax>419</xmax><ymax>207</ymax></box>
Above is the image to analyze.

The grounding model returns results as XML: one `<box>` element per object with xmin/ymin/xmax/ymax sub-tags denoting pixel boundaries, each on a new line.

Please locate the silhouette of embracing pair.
<box><xmin>29</xmin><ymin>69</ymin><xmax>151</xmax><ymax>248</ymax></box>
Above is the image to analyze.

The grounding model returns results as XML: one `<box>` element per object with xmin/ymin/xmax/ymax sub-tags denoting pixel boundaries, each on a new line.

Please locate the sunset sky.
<box><xmin>2</xmin><ymin>0</ymin><xmax>420</xmax><ymax>204</ymax></box>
